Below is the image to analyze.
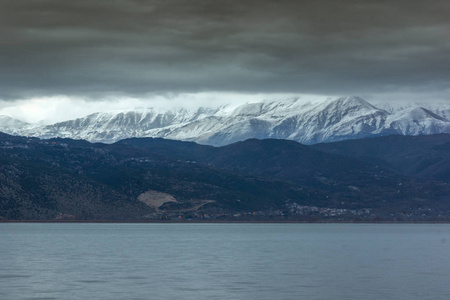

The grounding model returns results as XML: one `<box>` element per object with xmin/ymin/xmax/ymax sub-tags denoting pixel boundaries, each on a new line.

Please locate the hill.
<box><xmin>1</xmin><ymin>133</ymin><xmax>450</xmax><ymax>221</ymax></box>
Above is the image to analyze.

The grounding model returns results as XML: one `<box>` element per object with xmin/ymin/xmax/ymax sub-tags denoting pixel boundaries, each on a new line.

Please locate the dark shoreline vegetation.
<box><xmin>2</xmin><ymin>132</ymin><xmax>450</xmax><ymax>222</ymax></box>
<box><xmin>2</xmin><ymin>220</ymin><xmax>450</xmax><ymax>224</ymax></box>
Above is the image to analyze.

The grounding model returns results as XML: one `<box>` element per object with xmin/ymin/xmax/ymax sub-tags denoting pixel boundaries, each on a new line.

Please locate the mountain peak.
<box><xmin>324</xmin><ymin>96</ymin><xmax>379</xmax><ymax>111</ymax></box>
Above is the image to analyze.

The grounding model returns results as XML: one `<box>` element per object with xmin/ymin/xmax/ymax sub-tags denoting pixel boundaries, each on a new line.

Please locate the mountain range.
<box><xmin>1</xmin><ymin>132</ymin><xmax>450</xmax><ymax>221</ymax></box>
<box><xmin>2</xmin><ymin>96</ymin><xmax>450</xmax><ymax>146</ymax></box>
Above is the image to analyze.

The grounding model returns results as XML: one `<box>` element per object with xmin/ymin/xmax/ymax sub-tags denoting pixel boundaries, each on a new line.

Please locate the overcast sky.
<box><xmin>1</xmin><ymin>0</ymin><xmax>449</xmax><ymax>122</ymax></box>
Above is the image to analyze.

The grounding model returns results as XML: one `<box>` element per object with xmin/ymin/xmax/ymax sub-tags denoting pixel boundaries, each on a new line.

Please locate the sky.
<box><xmin>1</xmin><ymin>0</ymin><xmax>449</xmax><ymax>123</ymax></box>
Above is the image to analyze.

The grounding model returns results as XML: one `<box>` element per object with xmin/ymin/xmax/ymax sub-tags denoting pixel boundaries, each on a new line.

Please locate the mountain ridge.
<box><xmin>2</xmin><ymin>96</ymin><xmax>450</xmax><ymax>146</ymax></box>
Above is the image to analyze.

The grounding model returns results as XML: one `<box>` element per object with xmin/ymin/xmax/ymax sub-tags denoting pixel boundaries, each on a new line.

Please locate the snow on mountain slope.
<box><xmin>1</xmin><ymin>96</ymin><xmax>450</xmax><ymax>145</ymax></box>
<box><xmin>19</xmin><ymin>107</ymin><xmax>221</xmax><ymax>143</ymax></box>
<box><xmin>0</xmin><ymin>115</ymin><xmax>28</xmax><ymax>129</ymax></box>
<box><xmin>275</xmin><ymin>96</ymin><xmax>389</xmax><ymax>144</ymax></box>
<box><xmin>0</xmin><ymin>115</ymin><xmax>39</xmax><ymax>136</ymax></box>
<box><xmin>385</xmin><ymin>107</ymin><xmax>450</xmax><ymax>135</ymax></box>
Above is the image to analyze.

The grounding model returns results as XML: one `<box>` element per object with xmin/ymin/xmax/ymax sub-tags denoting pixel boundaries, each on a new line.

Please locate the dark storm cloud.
<box><xmin>1</xmin><ymin>0</ymin><xmax>449</xmax><ymax>100</ymax></box>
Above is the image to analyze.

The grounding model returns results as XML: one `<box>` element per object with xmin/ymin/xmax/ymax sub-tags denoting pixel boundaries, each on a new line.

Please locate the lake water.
<box><xmin>1</xmin><ymin>223</ymin><xmax>449</xmax><ymax>300</ymax></box>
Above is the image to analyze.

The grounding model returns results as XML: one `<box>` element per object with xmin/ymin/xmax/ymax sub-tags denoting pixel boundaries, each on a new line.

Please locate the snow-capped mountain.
<box><xmin>24</xmin><ymin>107</ymin><xmax>221</xmax><ymax>142</ymax></box>
<box><xmin>2</xmin><ymin>96</ymin><xmax>450</xmax><ymax>146</ymax></box>
<box><xmin>0</xmin><ymin>115</ymin><xmax>28</xmax><ymax>132</ymax></box>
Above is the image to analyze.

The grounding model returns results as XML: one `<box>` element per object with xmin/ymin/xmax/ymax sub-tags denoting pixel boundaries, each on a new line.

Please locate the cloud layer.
<box><xmin>1</xmin><ymin>0</ymin><xmax>449</xmax><ymax>101</ymax></box>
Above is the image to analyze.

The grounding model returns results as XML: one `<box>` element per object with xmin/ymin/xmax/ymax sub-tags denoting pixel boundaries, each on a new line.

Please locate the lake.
<box><xmin>1</xmin><ymin>223</ymin><xmax>449</xmax><ymax>300</ymax></box>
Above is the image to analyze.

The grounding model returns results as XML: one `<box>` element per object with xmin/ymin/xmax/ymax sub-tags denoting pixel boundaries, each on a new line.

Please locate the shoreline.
<box><xmin>1</xmin><ymin>220</ymin><xmax>450</xmax><ymax>224</ymax></box>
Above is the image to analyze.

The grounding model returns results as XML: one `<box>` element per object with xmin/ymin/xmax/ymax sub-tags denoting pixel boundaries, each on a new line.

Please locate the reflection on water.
<box><xmin>1</xmin><ymin>223</ymin><xmax>450</xmax><ymax>300</ymax></box>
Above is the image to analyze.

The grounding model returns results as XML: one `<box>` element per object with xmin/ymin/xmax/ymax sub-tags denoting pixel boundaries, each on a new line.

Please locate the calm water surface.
<box><xmin>1</xmin><ymin>223</ymin><xmax>449</xmax><ymax>300</ymax></box>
